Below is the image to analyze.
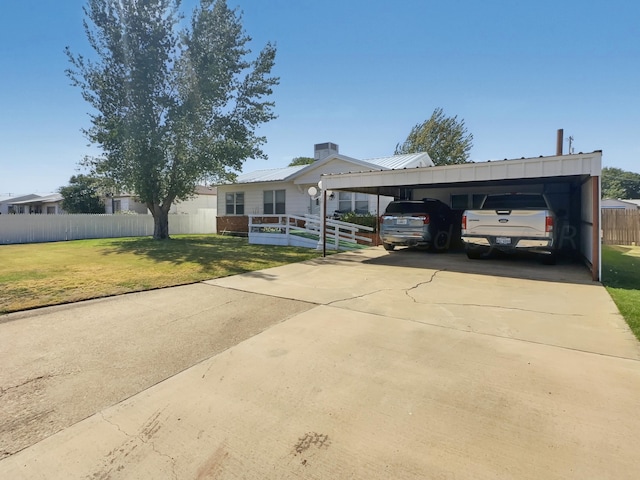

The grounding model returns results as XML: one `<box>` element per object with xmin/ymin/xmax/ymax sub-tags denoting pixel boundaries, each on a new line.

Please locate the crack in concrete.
<box><xmin>325</xmin><ymin>270</ymin><xmax>445</xmax><ymax>306</ymax></box>
<box><xmin>434</xmin><ymin>302</ymin><xmax>585</xmax><ymax>317</ymax></box>
<box><xmin>150</xmin><ymin>442</ymin><xmax>178</xmax><ymax>480</ymax></box>
<box><xmin>404</xmin><ymin>270</ymin><xmax>443</xmax><ymax>303</ymax></box>
<box><xmin>99</xmin><ymin>412</ymin><xmax>178</xmax><ymax>480</ymax></box>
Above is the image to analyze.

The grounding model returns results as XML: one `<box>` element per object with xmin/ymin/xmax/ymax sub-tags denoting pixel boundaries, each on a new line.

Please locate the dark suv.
<box><xmin>379</xmin><ymin>199</ymin><xmax>457</xmax><ymax>251</ymax></box>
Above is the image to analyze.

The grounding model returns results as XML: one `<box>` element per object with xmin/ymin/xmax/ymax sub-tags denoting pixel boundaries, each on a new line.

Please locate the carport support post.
<box><xmin>592</xmin><ymin>176</ymin><xmax>600</xmax><ymax>281</ymax></box>
<box><xmin>376</xmin><ymin>190</ymin><xmax>381</xmax><ymax>246</ymax></box>
<box><xmin>322</xmin><ymin>189</ymin><xmax>327</xmax><ymax>257</ymax></box>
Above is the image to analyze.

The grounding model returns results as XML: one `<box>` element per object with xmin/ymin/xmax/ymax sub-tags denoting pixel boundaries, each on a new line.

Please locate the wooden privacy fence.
<box><xmin>0</xmin><ymin>210</ymin><xmax>216</xmax><ymax>245</ymax></box>
<box><xmin>602</xmin><ymin>209</ymin><xmax>640</xmax><ymax>246</ymax></box>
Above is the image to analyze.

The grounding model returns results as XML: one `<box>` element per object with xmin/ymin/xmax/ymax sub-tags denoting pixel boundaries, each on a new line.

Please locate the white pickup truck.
<box><xmin>461</xmin><ymin>193</ymin><xmax>557</xmax><ymax>263</ymax></box>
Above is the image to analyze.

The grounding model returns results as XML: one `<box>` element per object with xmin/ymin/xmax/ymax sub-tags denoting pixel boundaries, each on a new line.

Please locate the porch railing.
<box><xmin>248</xmin><ymin>214</ymin><xmax>374</xmax><ymax>251</ymax></box>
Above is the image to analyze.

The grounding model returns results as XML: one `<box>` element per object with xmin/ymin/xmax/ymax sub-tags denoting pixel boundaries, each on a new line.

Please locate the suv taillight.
<box><xmin>462</xmin><ymin>214</ymin><xmax>467</xmax><ymax>230</ymax></box>
<box><xmin>545</xmin><ymin>215</ymin><xmax>554</xmax><ymax>233</ymax></box>
<box><xmin>419</xmin><ymin>214</ymin><xmax>430</xmax><ymax>225</ymax></box>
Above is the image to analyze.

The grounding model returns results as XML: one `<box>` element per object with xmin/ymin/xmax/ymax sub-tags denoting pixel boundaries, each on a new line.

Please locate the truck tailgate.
<box><xmin>465</xmin><ymin>209</ymin><xmax>549</xmax><ymax>237</ymax></box>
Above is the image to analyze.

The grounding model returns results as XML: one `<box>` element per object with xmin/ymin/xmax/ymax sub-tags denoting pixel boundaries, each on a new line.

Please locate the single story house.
<box><xmin>0</xmin><ymin>194</ymin><xmax>40</xmax><ymax>215</ymax></box>
<box><xmin>2</xmin><ymin>193</ymin><xmax>65</xmax><ymax>214</ymax></box>
<box><xmin>103</xmin><ymin>193</ymin><xmax>148</xmax><ymax>214</ymax></box>
<box><xmin>216</xmin><ymin>142</ymin><xmax>433</xmax><ymax>233</ymax></box>
<box><xmin>103</xmin><ymin>186</ymin><xmax>217</xmax><ymax>215</ymax></box>
<box><xmin>601</xmin><ymin>198</ymin><xmax>640</xmax><ymax>210</ymax></box>
<box><xmin>170</xmin><ymin>185</ymin><xmax>218</xmax><ymax>214</ymax></box>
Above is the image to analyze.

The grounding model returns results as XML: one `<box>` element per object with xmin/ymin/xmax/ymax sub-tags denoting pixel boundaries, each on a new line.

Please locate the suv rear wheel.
<box><xmin>431</xmin><ymin>230</ymin><xmax>450</xmax><ymax>252</ymax></box>
<box><xmin>383</xmin><ymin>243</ymin><xmax>395</xmax><ymax>251</ymax></box>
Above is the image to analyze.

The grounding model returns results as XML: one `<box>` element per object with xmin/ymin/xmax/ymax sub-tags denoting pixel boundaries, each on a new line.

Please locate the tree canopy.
<box><xmin>288</xmin><ymin>157</ymin><xmax>315</xmax><ymax>166</ymax></box>
<box><xmin>602</xmin><ymin>167</ymin><xmax>640</xmax><ymax>199</ymax></box>
<box><xmin>59</xmin><ymin>174</ymin><xmax>105</xmax><ymax>214</ymax></box>
<box><xmin>66</xmin><ymin>0</ymin><xmax>278</xmax><ymax>238</ymax></box>
<box><xmin>395</xmin><ymin>108</ymin><xmax>473</xmax><ymax>166</ymax></box>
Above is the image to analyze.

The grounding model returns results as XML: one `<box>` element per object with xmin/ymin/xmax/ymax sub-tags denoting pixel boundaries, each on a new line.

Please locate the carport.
<box><xmin>320</xmin><ymin>151</ymin><xmax>603</xmax><ymax>281</ymax></box>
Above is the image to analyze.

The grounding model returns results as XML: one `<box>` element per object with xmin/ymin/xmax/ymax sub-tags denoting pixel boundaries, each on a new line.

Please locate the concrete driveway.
<box><xmin>1</xmin><ymin>248</ymin><xmax>639</xmax><ymax>479</ymax></box>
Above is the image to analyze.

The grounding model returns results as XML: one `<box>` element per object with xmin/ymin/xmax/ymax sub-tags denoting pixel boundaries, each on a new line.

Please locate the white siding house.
<box><xmin>104</xmin><ymin>186</ymin><xmax>217</xmax><ymax>215</ymax></box>
<box><xmin>170</xmin><ymin>186</ymin><xmax>217</xmax><ymax>214</ymax></box>
<box><xmin>2</xmin><ymin>193</ymin><xmax>65</xmax><ymax>214</ymax></box>
<box><xmin>216</xmin><ymin>143</ymin><xmax>433</xmax><ymax>232</ymax></box>
<box><xmin>601</xmin><ymin>198</ymin><xmax>640</xmax><ymax>210</ymax></box>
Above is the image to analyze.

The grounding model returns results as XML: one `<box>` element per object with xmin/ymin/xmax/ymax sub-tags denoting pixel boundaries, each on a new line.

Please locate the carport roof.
<box><xmin>320</xmin><ymin>151</ymin><xmax>602</xmax><ymax>195</ymax></box>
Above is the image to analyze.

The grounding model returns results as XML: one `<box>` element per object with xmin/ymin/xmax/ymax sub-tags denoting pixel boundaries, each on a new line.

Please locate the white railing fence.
<box><xmin>0</xmin><ymin>210</ymin><xmax>217</xmax><ymax>245</ymax></box>
<box><xmin>248</xmin><ymin>214</ymin><xmax>374</xmax><ymax>251</ymax></box>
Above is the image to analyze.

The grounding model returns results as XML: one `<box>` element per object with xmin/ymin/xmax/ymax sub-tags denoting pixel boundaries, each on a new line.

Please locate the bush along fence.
<box><xmin>602</xmin><ymin>209</ymin><xmax>640</xmax><ymax>246</ymax></box>
<box><xmin>0</xmin><ymin>210</ymin><xmax>217</xmax><ymax>245</ymax></box>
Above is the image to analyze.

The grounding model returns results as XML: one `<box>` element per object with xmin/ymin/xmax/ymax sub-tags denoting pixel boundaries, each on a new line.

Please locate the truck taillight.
<box><xmin>462</xmin><ymin>214</ymin><xmax>467</xmax><ymax>230</ymax></box>
<box><xmin>545</xmin><ymin>215</ymin><xmax>554</xmax><ymax>233</ymax></box>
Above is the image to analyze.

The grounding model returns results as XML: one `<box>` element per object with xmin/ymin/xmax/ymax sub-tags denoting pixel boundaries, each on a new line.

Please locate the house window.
<box><xmin>113</xmin><ymin>200</ymin><xmax>122</xmax><ymax>213</ymax></box>
<box><xmin>225</xmin><ymin>192</ymin><xmax>244</xmax><ymax>215</ymax></box>
<box><xmin>338</xmin><ymin>192</ymin><xmax>352</xmax><ymax>212</ymax></box>
<box><xmin>355</xmin><ymin>193</ymin><xmax>368</xmax><ymax>213</ymax></box>
<box><xmin>263</xmin><ymin>190</ymin><xmax>285</xmax><ymax>214</ymax></box>
<box><xmin>338</xmin><ymin>192</ymin><xmax>368</xmax><ymax>213</ymax></box>
<box><xmin>46</xmin><ymin>206</ymin><xmax>55</xmax><ymax>214</ymax></box>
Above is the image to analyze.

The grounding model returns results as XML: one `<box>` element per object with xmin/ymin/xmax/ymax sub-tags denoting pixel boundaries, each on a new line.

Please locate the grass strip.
<box><xmin>0</xmin><ymin>235</ymin><xmax>323</xmax><ymax>314</ymax></box>
<box><xmin>601</xmin><ymin>245</ymin><xmax>640</xmax><ymax>340</ymax></box>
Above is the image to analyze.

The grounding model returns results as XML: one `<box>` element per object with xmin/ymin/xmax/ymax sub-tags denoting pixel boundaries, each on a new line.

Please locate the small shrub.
<box><xmin>339</xmin><ymin>212</ymin><xmax>378</xmax><ymax>232</ymax></box>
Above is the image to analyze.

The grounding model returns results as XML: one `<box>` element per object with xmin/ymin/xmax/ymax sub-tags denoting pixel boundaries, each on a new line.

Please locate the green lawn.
<box><xmin>0</xmin><ymin>235</ymin><xmax>323</xmax><ymax>314</ymax></box>
<box><xmin>601</xmin><ymin>245</ymin><xmax>640</xmax><ymax>340</ymax></box>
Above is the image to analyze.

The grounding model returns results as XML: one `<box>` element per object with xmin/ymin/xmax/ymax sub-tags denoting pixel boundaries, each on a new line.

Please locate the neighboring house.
<box><xmin>170</xmin><ymin>186</ymin><xmax>217</xmax><ymax>214</ymax></box>
<box><xmin>601</xmin><ymin>199</ymin><xmax>640</xmax><ymax>210</ymax></box>
<box><xmin>103</xmin><ymin>186</ymin><xmax>217</xmax><ymax>215</ymax></box>
<box><xmin>0</xmin><ymin>194</ymin><xmax>39</xmax><ymax>214</ymax></box>
<box><xmin>216</xmin><ymin>142</ymin><xmax>433</xmax><ymax>233</ymax></box>
<box><xmin>103</xmin><ymin>194</ymin><xmax>148</xmax><ymax>214</ymax></box>
<box><xmin>2</xmin><ymin>193</ymin><xmax>65</xmax><ymax>214</ymax></box>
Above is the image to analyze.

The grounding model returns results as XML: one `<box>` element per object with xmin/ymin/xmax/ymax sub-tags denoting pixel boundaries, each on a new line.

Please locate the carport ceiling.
<box><xmin>324</xmin><ymin>174</ymin><xmax>590</xmax><ymax>197</ymax></box>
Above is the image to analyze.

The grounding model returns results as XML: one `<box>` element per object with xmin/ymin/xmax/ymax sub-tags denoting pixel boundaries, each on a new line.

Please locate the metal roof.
<box><xmin>360</xmin><ymin>152</ymin><xmax>433</xmax><ymax>170</ymax></box>
<box><xmin>235</xmin><ymin>165</ymin><xmax>306</xmax><ymax>184</ymax></box>
<box><xmin>8</xmin><ymin>193</ymin><xmax>63</xmax><ymax>205</ymax></box>
<box><xmin>231</xmin><ymin>152</ymin><xmax>433</xmax><ymax>185</ymax></box>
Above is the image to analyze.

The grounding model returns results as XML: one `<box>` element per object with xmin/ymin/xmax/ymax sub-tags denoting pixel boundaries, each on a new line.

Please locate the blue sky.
<box><xmin>1</xmin><ymin>0</ymin><xmax>638</xmax><ymax>195</ymax></box>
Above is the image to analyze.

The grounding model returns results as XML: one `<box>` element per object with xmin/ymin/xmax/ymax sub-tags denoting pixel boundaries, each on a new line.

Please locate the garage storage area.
<box><xmin>320</xmin><ymin>152</ymin><xmax>603</xmax><ymax>280</ymax></box>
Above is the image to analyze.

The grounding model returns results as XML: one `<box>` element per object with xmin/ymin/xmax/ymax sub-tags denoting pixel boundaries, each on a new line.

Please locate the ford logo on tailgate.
<box><xmin>498</xmin><ymin>218</ymin><xmax>509</xmax><ymax>223</ymax></box>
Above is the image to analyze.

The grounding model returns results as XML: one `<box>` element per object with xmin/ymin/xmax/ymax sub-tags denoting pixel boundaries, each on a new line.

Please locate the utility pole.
<box><xmin>567</xmin><ymin>135</ymin><xmax>574</xmax><ymax>154</ymax></box>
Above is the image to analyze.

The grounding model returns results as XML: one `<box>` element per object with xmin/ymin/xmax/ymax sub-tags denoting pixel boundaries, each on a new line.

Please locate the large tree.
<box><xmin>59</xmin><ymin>174</ymin><xmax>105</xmax><ymax>213</ymax></box>
<box><xmin>601</xmin><ymin>167</ymin><xmax>640</xmax><ymax>199</ymax></box>
<box><xmin>66</xmin><ymin>0</ymin><xmax>278</xmax><ymax>239</ymax></box>
<box><xmin>395</xmin><ymin>107</ymin><xmax>473</xmax><ymax>166</ymax></box>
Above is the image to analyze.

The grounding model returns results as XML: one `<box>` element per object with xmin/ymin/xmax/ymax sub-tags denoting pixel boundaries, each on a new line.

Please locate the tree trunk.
<box><xmin>151</xmin><ymin>204</ymin><xmax>170</xmax><ymax>240</ymax></box>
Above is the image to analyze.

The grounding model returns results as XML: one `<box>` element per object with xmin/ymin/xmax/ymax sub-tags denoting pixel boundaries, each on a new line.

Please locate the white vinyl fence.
<box><xmin>0</xmin><ymin>210</ymin><xmax>216</xmax><ymax>245</ymax></box>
